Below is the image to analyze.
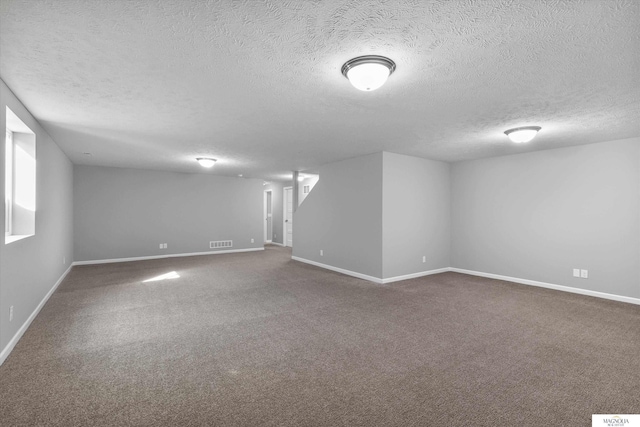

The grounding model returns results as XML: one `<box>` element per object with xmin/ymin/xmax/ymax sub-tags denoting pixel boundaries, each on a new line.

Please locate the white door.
<box><xmin>284</xmin><ymin>187</ymin><xmax>293</xmax><ymax>247</ymax></box>
<box><xmin>264</xmin><ymin>190</ymin><xmax>272</xmax><ymax>243</ymax></box>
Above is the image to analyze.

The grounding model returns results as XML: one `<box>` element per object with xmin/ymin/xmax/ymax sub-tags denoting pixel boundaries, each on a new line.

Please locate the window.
<box><xmin>4</xmin><ymin>129</ymin><xmax>13</xmax><ymax>235</ymax></box>
<box><xmin>5</xmin><ymin>107</ymin><xmax>36</xmax><ymax>244</ymax></box>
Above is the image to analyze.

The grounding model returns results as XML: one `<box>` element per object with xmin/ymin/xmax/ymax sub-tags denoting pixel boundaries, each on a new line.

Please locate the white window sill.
<box><xmin>5</xmin><ymin>234</ymin><xmax>33</xmax><ymax>244</ymax></box>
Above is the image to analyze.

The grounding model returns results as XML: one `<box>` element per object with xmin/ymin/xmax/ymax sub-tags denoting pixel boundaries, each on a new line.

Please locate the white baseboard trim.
<box><xmin>291</xmin><ymin>256</ymin><xmax>385</xmax><ymax>284</ymax></box>
<box><xmin>0</xmin><ymin>264</ymin><xmax>73</xmax><ymax>366</ymax></box>
<box><xmin>289</xmin><ymin>259</ymin><xmax>639</xmax><ymax>305</ymax></box>
<box><xmin>382</xmin><ymin>268</ymin><xmax>452</xmax><ymax>284</ymax></box>
<box><xmin>268</xmin><ymin>242</ymin><xmax>286</xmax><ymax>247</ymax></box>
<box><xmin>450</xmin><ymin>268</ymin><xmax>640</xmax><ymax>306</ymax></box>
<box><xmin>291</xmin><ymin>257</ymin><xmax>451</xmax><ymax>285</ymax></box>
<box><xmin>73</xmin><ymin>247</ymin><xmax>265</xmax><ymax>266</ymax></box>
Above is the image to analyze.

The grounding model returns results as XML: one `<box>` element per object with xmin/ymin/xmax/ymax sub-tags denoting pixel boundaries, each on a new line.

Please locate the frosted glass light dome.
<box><xmin>504</xmin><ymin>126</ymin><xmax>542</xmax><ymax>143</ymax></box>
<box><xmin>342</xmin><ymin>56</ymin><xmax>396</xmax><ymax>92</ymax></box>
<box><xmin>346</xmin><ymin>63</ymin><xmax>390</xmax><ymax>91</ymax></box>
<box><xmin>196</xmin><ymin>157</ymin><xmax>217</xmax><ymax>168</ymax></box>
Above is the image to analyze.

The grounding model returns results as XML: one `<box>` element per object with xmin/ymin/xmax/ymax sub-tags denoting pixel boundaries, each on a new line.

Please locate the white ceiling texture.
<box><xmin>1</xmin><ymin>0</ymin><xmax>639</xmax><ymax>181</ymax></box>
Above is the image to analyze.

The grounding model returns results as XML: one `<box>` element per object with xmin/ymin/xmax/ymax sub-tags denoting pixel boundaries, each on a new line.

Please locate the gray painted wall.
<box><xmin>74</xmin><ymin>166</ymin><xmax>264</xmax><ymax>261</ymax></box>
<box><xmin>293</xmin><ymin>153</ymin><xmax>383</xmax><ymax>278</ymax></box>
<box><xmin>451</xmin><ymin>138</ymin><xmax>640</xmax><ymax>299</ymax></box>
<box><xmin>0</xmin><ymin>80</ymin><xmax>74</xmax><ymax>354</ymax></box>
<box><xmin>382</xmin><ymin>152</ymin><xmax>450</xmax><ymax>279</ymax></box>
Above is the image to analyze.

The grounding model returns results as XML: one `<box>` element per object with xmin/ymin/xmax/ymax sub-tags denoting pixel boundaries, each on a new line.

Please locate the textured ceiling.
<box><xmin>1</xmin><ymin>0</ymin><xmax>639</xmax><ymax>180</ymax></box>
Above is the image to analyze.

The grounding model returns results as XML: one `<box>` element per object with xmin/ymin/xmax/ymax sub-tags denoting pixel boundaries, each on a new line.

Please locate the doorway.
<box><xmin>284</xmin><ymin>187</ymin><xmax>293</xmax><ymax>247</ymax></box>
<box><xmin>264</xmin><ymin>190</ymin><xmax>272</xmax><ymax>244</ymax></box>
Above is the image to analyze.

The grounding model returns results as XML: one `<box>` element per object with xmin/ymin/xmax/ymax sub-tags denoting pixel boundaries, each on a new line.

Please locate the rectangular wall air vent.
<box><xmin>210</xmin><ymin>240</ymin><xmax>233</xmax><ymax>249</ymax></box>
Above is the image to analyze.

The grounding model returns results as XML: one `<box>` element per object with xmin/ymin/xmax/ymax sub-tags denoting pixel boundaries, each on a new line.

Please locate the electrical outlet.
<box><xmin>573</xmin><ymin>269</ymin><xmax>580</xmax><ymax>277</ymax></box>
<box><xmin>422</xmin><ymin>256</ymin><xmax>426</xmax><ymax>263</ymax></box>
<box><xmin>320</xmin><ymin>249</ymin><xmax>323</xmax><ymax>256</ymax></box>
<box><xmin>9</xmin><ymin>306</ymin><xmax>13</xmax><ymax>322</ymax></box>
<box><xmin>159</xmin><ymin>243</ymin><xmax>163</xmax><ymax>249</ymax></box>
<box><xmin>580</xmin><ymin>269</ymin><xmax>588</xmax><ymax>279</ymax></box>
<box><xmin>251</xmin><ymin>238</ymin><xmax>254</xmax><ymax>243</ymax></box>
<box><xmin>63</xmin><ymin>256</ymin><xmax>66</xmax><ymax>265</ymax></box>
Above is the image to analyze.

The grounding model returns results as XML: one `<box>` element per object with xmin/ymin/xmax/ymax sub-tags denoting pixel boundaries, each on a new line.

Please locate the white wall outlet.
<box><xmin>251</xmin><ymin>238</ymin><xmax>254</xmax><ymax>243</ymax></box>
<box><xmin>573</xmin><ymin>269</ymin><xmax>580</xmax><ymax>277</ymax></box>
<box><xmin>320</xmin><ymin>249</ymin><xmax>323</xmax><ymax>256</ymax></box>
<box><xmin>422</xmin><ymin>256</ymin><xmax>426</xmax><ymax>263</ymax></box>
<box><xmin>9</xmin><ymin>306</ymin><xmax>13</xmax><ymax>322</ymax></box>
<box><xmin>165</xmin><ymin>243</ymin><xmax>168</xmax><ymax>249</ymax></box>
<box><xmin>159</xmin><ymin>243</ymin><xmax>163</xmax><ymax>249</ymax></box>
<box><xmin>580</xmin><ymin>269</ymin><xmax>589</xmax><ymax>278</ymax></box>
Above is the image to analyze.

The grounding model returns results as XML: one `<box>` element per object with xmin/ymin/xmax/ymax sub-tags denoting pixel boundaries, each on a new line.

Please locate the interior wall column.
<box><xmin>292</xmin><ymin>170</ymin><xmax>300</xmax><ymax>212</ymax></box>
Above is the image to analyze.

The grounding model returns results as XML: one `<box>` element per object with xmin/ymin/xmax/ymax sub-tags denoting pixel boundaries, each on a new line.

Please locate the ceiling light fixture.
<box><xmin>341</xmin><ymin>55</ymin><xmax>396</xmax><ymax>92</ymax></box>
<box><xmin>196</xmin><ymin>157</ymin><xmax>217</xmax><ymax>168</ymax></box>
<box><xmin>504</xmin><ymin>126</ymin><xmax>542</xmax><ymax>143</ymax></box>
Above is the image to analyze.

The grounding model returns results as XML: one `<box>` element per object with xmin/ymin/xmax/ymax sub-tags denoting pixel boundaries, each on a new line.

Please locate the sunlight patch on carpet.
<box><xmin>143</xmin><ymin>271</ymin><xmax>180</xmax><ymax>282</ymax></box>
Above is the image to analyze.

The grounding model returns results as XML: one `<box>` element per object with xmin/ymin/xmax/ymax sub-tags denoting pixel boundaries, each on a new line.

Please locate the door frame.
<box><xmin>264</xmin><ymin>189</ymin><xmax>272</xmax><ymax>244</ymax></box>
<box><xmin>283</xmin><ymin>186</ymin><xmax>292</xmax><ymax>247</ymax></box>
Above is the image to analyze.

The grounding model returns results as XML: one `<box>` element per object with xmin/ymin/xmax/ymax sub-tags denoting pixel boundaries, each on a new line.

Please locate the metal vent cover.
<box><xmin>210</xmin><ymin>240</ymin><xmax>233</xmax><ymax>249</ymax></box>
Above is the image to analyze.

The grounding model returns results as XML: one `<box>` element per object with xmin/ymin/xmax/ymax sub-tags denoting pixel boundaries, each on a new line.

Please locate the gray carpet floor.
<box><xmin>1</xmin><ymin>245</ymin><xmax>638</xmax><ymax>426</ymax></box>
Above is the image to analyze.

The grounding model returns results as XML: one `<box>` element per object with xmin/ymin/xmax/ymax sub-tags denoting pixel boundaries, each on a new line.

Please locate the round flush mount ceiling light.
<box><xmin>504</xmin><ymin>126</ymin><xmax>542</xmax><ymax>143</ymax></box>
<box><xmin>341</xmin><ymin>55</ymin><xmax>396</xmax><ymax>91</ymax></box>
<box><xmin>196</xmin><ymin>157</ymin><xmax>217</xmax><ymax>168</ymax></box>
